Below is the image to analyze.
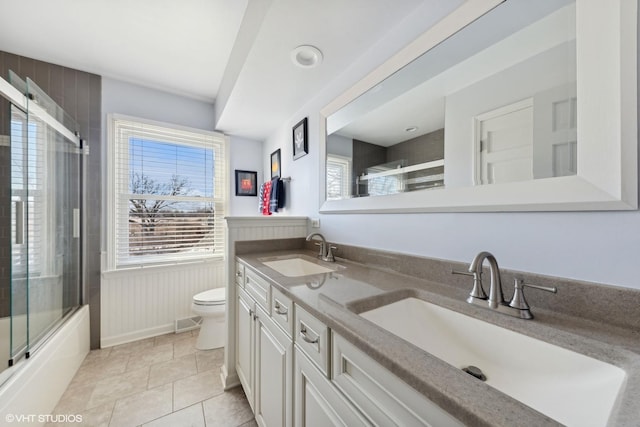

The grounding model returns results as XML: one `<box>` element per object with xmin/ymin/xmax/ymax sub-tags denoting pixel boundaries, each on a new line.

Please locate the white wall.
<box><xmin>229</xmin><ymin>136</ymin><xmax>264</xmax><ymax>216</ymax></box>
<box><xmin>102</xmin><ymin>78</ymin><xmax>217</xmax><ymax>130</ymax></box>
<box><xmin>262</xmin><ymin>5</ymin><xmax>640</xmax><ymax>290</ymax></box>
<box><xmin>100</xmin><ymin>79</ymin><xmax>262</xmax><ymax>346</ymax></box>
<box><xmin>101</xmin><ymin>77</ymin><xmax>263</xmax><ymax>219</ymax></box>
<box><xmin>327</xmin><ymin>133</ymin><xmax>353</xmax><ymax>158</ymax></box>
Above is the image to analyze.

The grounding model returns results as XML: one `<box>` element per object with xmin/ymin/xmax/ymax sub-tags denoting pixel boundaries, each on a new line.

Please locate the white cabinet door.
<box><xmin>294</xmin><ymin>347</ymin><xmax>369</xmax><ymax>427</ymax></box>
<box><xmin>236</xmin><ymin>286</ymin><xmax>255</xmax><ymax>410</ymax></box>
<box><xmin>254</xmin><ymin>306</ymin><xmax>292</xmax><ymax>427</ymax></box>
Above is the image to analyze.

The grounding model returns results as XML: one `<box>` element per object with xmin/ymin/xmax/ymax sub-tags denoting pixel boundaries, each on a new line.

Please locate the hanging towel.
<box><xmin>261</xmin><ymin>180</ymin><xmax>272</xmax><ymax>215</ymax></box>
<box><xmin>258</xmin><ymin>182</ymin><xmax>267</xmax><ymax>213</ymax></box>
<box><xmin>269</xmin><ymin>177</ymin><xmax>285</xmax><ymax>213</ymax></box>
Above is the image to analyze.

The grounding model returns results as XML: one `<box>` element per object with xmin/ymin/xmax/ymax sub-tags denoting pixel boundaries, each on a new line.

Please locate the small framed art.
<box><xmin>293</xmin><ymin>117</ymin><xmax>308</xmax><ymax>160</ymax></box>
<box><xmin>235</xmin><ymin>170</ymin><xmax>257</xmax><ymax>196</ymax></box>
<box><xmin>271</xmin><ymin>149</ymin><xmax>281</xmax><ymax>179</ymax></box>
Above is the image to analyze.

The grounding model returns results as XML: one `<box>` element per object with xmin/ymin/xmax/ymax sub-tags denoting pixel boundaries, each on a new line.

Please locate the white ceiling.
<box><xmin>0</xmin><ymin>0</ymin><xmax>248</xmax><ymax>102</ymax></box>
<box><xmin>0</xmin><ymin>0</ymin><xmax>441</xmax><ymax>140</ymax></box>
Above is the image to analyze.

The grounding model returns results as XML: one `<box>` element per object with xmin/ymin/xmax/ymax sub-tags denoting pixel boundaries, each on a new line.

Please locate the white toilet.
<box><xmin>191</xmin><ymin>287</ymin><xmax>226</xmax><ymax>350</ymax></box>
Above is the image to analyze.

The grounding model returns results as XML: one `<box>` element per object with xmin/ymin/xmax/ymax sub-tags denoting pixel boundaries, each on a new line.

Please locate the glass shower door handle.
<box><xmin>15</xmin><ymin>201</ymin><xmax>24</xmax><ymax>245</ymax></box>
<box><xmin>73</xmin><ymin>208</ymin><xmax>80</xmax><ymax>238</ymax></box>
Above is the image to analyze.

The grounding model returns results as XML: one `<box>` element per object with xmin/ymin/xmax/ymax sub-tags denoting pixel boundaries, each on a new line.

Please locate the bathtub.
<box><xmin>0</xmin><ymin>305</ymin><xmax>89</xmax><ymax>427</ymax></box>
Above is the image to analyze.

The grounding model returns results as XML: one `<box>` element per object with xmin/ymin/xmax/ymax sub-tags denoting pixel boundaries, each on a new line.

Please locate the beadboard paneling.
<box><xmin>101</xmin><ymin>260</ymin><xmax>224</xmax><ymax>347</ymax></box>
<box><xmin>222</xmin><ymin>216</ymin><xmax>309</xmax><ymax>389</ymax></box>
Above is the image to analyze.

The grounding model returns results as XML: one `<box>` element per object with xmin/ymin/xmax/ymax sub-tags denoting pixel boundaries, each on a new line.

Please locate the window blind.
<box><xmin>326</xmin><ymin>154</ymin><xmax>351</xmax><ymax>200</ymax></box>
<box><xmin>111</xmin><ymin>117</ymin><xmax>226</xmax><ymax>267</ymax></box>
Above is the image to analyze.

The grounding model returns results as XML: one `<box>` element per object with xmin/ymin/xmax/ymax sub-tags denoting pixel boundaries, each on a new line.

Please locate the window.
<box><xmin>326</xmin><ymin>154</ymin><xmax>351</xmax><ymax>200</ymax></box>
<box><xmin>108</xmin><ymin>115</ymin><xmax>227</xmax><ymax>269</ymax></box>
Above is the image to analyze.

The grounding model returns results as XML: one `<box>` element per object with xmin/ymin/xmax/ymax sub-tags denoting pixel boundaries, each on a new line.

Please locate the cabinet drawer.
<box><xmin>294</xmin><ymin>347</ymin><xmax>369</xmax><ymax>427</ymax></box>
<box><xmin>331</xmin><ymin>334</ymin><xmax>464</xmax><ymax>427</ymax></box>
<box><xmin>245</xmin><ymin>268</ymin><xmax>271</xmax><ymax>313</ymax></box>
<box><xmin>294</xmin><ymin>305</ymin><xmax>329</xmax><ymax>376</ymax></box>
<box><xmin>271</xmin><ymin>287</ymin><xmax>293</xmax><ymax>337</ymax></box>
<box><xmin>235</xmin><ymin>261</ymin><xmax>245</xmax><ymax>287</ymax></box>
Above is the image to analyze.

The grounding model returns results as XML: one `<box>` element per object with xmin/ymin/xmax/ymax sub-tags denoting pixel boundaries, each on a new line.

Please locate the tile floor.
<box><xmin>48</xmin><ymin>330</ymin><xmax>256</xmax><ymax>427</ymax></box>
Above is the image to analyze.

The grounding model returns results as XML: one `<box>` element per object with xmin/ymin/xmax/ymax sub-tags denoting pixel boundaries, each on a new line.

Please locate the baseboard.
<box><xmin>100</xmin><ymin>323</ymin><xmax>174</xmax><ymax>348</ymax></box>
<box><xmin>221</xmin><ymin>364</ymin><xmax>240</xmax><ymax>390</ymax></box>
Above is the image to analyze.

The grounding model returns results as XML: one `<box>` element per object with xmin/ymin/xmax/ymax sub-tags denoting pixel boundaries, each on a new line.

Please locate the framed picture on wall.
<box><xmin>235</xmin><ymin>170</ymin><xmax>257</xmax><ymax>196</ymax></box>
<box><xmin>271</xmin><ymin>149</ymin><xmax>281</xmax><ymax>179</ymax></box>
<box><xmin>293</xmin><ymin>117</ymin><xmax>308</xmax><ymax>160</ymax></box>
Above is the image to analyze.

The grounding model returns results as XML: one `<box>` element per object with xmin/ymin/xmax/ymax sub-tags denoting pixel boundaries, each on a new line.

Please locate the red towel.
<box><xmin>261</xmin><ymin>180</ymin><xmax>272</xmax><ymax>215</ymax></box>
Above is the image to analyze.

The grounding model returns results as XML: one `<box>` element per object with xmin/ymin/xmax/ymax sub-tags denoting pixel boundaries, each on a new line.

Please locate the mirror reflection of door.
<box><xmin>532</xmin><ymin>83</ymin><xmax>577</xmax><ymax>179</ymax></box>
<box><xmin>475</xmin><ymin>99</ymin><xmax>533</xmax><ymax>185</ymax></box>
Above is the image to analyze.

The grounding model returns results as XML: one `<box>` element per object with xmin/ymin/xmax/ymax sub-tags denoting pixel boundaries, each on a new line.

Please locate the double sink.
<box><xmin>258</xmin><ymin>254</ymin><xmax>627</xmax><ymax>426</ymax></box>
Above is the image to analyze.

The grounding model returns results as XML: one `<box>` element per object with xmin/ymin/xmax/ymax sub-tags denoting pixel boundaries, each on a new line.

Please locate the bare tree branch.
<box><xmin>129</xmin><ymin>173</ymin><xmax>191</xmax><ymax>233</ymax></box>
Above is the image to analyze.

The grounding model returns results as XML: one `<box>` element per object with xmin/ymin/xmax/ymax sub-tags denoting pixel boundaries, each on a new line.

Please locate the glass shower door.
<box><xmin>7</xmin><ymin>73</ymin><xmax>82</xmax><ymax>365</ymax></box>
<box><xmin>23</xmin><ymin>77</ymin><xmax>82</xmax><ymax>354</ymax></box>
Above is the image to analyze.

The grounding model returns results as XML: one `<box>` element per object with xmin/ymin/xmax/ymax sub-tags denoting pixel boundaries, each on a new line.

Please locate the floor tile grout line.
<box><xmin>146</xmin><ymin>364</ymin><xmax>151</xmax><ymax>390</ymax></box>
<box><xmin>171</xmin><ymin>380</ymin><xmax>175</xmax><ymax>413</ymax></box>
<box><xmin>106</xmin><ymin>400</ymin><xmax>115</xmax><ymax>427</ymax></box>
<box><xmin>199</xmin><ymin>401</ymin><xmax>206</xmax><ymax>427</ymax></box>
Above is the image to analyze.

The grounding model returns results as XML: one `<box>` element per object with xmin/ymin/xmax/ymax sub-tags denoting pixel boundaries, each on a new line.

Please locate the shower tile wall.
<box><xmin>352</xmin><ymin>139</ymin><xmax>386</xmax><ymax>197</ymax></box>
<box><xmin>385</xmin><ymin>128</ymin><xmax>444</xmax><ymax>164</ymax></box>
<box><xmin>0</xmin><ymin>51</ymin><xmax>102</xmax><ymax>347</ymax></box>
<box><xmin>351</xmin><ymin>129</ymin><xmax>444</xmax><ymax>196</ymax></box>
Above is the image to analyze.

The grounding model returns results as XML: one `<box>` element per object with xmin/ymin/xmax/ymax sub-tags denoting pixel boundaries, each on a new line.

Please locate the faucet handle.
<box><xmin>508</xmin><ymin>279</ymin><xmax>557</xmax><ymax>310</ymax></box>
<box><xmin>451</xmin><ymin>269</ymin><xmax>474</xmax><ymax>277</ymax></box>
<box><xmin>323</xmin><ymin>245</ymin><xmax>337</xmax><ymax>262</ymax></box>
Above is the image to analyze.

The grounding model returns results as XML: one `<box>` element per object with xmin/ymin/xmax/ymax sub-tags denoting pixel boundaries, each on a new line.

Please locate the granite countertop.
<box><xmin>236</xmin><ymin>249</ymin><xmax>640</xmax><ymax>427</ymax></box>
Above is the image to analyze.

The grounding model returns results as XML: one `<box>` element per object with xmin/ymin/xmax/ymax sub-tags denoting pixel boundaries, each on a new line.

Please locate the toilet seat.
<box><xmin>193</xmin><ymin>288</ymin><xmax>226</xmax><ymax>306</ymax></box>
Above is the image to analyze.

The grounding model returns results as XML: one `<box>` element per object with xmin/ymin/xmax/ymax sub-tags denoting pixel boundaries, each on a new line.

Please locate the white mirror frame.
<box><xmin>319</xmin><ymin>0</ymin><xmax>637</xmax><ymax>213</ymax></box>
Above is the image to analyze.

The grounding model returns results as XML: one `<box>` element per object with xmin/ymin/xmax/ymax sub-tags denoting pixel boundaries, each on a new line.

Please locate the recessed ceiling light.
<box><xmin>291</xmin><ymin>45</ymin><xmax>323</xmax><ymax>69</ymax></box>
<box><xmin>405</xmin><ymin>126</ymin><xmax>418</xmax><ymax>133</ymax></box>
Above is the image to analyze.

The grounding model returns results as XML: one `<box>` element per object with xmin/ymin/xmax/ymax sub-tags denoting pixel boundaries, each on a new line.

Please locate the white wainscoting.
<box><xmin>222</xmin><ymin>216</ymin><xmax>309</xmax><ymax>389</ymax></box>
<box><xmin>101</xmin><ymin>259</ymin><xmax>225</xmax><ymax>347</ymax></box>
<box><xmin>101</xmin><ymin>216</ymin><xmax>308</xmax><ymax>357</ymax></box>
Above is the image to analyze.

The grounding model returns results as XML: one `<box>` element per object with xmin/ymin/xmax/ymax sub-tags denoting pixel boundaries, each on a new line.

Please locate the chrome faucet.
<box><xmin>468</xmin><ymin>251</ymin><xmax>504</xmax><ymax>308</ymax></box>
<box><xmin>306</xmin><ymin>232</ymin><xmax>336</xmax><ymax>262</ymax></box>
<box><xmin>453</xmin><ymin>251</ymin><xmax>557</xmax><ymax>319</ymax></box>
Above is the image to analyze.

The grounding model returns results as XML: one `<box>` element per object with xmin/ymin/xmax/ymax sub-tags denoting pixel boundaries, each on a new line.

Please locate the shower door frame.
<box><xmin>1</xmin><ymin>75</ymin><xmax>86</xmax><ymax>367</ymax></box>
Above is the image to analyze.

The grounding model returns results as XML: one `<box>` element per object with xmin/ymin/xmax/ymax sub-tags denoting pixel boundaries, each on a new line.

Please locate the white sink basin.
<box><xmin>261</xmin><ymin>257</ymin><xmax>336</xmax><ymax>277</ymax></box>
<box><xmin>360</xmin><ymin>297</ymin><xmax>626</xmax><ymax>427</ymax></box>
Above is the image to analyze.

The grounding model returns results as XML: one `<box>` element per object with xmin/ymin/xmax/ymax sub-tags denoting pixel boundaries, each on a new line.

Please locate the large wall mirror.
<box><xmin>320</xmin><ymin>0</ymin><xmax>637</xmax><ymax>213</ymax></box>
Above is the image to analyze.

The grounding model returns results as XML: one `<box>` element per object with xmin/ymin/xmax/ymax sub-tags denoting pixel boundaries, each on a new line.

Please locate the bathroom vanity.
<box><xmin>232</xmin><ymin>239</ymin><xmax>640</xmax><ymax>427</ymax></box>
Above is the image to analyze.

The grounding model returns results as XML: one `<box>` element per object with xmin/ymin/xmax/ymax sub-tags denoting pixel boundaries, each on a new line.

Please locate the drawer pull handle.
<box><xmin>300</xmin><ymin>326</ymin><xmax>319</xmax><ymax>344</ymax></box>
<box><xmin>274</xmin><ymin>301</ymin><xmax>288</xmax><ymax>316</ymax></box>
<box><xmin>236</xmin><ymin>271</ymin><xmax>242</xmax><ymax>277</ymax></box>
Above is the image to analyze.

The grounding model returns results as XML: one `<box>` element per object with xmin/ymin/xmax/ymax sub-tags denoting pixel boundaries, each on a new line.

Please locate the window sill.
<box><xmin>102</xmin><ymin>256</ymin><xmax>223</xmax><ymax>278</ymax></box>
